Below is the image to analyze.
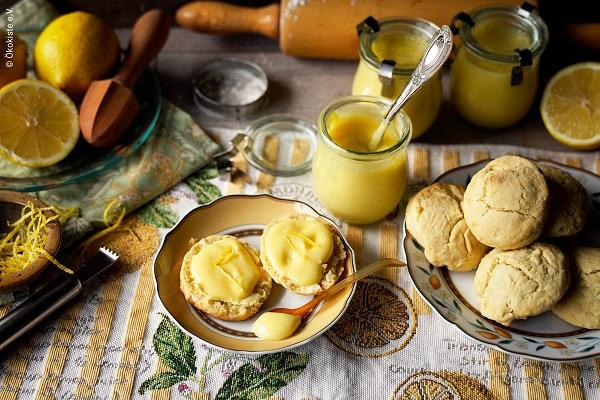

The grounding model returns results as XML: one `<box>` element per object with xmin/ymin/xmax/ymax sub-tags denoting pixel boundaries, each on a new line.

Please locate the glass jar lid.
<box><xmin>358</xmin><ymin>17</ymin><xmax>440</xmax><ymax>76</ymax></box>
<box><xmin>455</xmin><ymin>4</ymin><xmax>549</xmax><ymax>64</ymax></box>
<box><xmin>241</xmin><ymin>114</ymin><xmax>317</xmax><ymax>176</ymax></box>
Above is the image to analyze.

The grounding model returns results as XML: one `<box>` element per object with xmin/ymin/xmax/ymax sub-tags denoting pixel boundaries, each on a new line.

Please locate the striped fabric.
<box><xmin>0</xmin><ymin>144</ymin><xmax>598</xmax><ymax>399</ymax></box>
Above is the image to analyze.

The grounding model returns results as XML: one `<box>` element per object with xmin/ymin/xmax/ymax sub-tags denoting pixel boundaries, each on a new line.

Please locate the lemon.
<box><xmin>0</xmin><ymin>31</ymin><xmax>27</xmax><ymax>89</ymax></box>
<box><xmin>541</xmin><ymin>62</ymin><xmax>600</xmax><ymax>150</ymax></box>
<box><xmin>0</xmin><ymin>79</ymin><xmax>79</xmax><ymax>167</ymax></box>
<box><xmin>34</xmin><ymin>12</ymin><xmax>120</xmax><ymax>101</ymax></box>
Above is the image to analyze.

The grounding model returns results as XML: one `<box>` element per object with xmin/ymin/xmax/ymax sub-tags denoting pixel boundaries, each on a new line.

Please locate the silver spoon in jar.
<box><xmin>369</xmin><ymin>25</ymin><xmax>454</xmax><ymax>151</ymax></box>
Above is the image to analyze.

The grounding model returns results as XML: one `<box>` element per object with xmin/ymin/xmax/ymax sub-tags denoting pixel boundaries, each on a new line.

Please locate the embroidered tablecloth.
<box><xmin>1</xmin><ymin>140</ymin><xmax>599</xmax><ymax>400</ymax></box>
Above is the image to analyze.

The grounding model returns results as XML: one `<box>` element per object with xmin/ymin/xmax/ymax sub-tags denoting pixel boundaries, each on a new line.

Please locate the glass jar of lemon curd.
<box><xmin>450</xmin><ymin>4</ymin><xmax>548</xmax><ymax>128</ymax></box>
<box><xmin>312</xmin><ymin>96</ymin><xmax>411</xmax><ymax>225</ymax></box>
<box><xmin>352</xmin><ymin>17</ymin><xmax>442</xmax><ymax>138</ymax></box>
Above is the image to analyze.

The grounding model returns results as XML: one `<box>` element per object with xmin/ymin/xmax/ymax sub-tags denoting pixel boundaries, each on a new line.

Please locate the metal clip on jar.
<box><xmin>352</xmin><ymin>17</ymin><xmax>443</xmax><ymax>139</ymax></box>
<box><xmin>449</xmin><ymin>2</ymin><xmax>548</xmax><ymax>128</ymax></box>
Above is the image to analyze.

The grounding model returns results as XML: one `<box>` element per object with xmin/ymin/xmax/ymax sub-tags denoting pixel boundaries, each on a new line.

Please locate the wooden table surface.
<box><xmin>138</xmin><ymin>27</ymin><xmax>570</xmax><ymax>152</ymax></box>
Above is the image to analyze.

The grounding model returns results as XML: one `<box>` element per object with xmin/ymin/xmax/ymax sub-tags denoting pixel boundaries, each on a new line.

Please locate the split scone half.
<box><xmin>260</xmin><ymin>214</ymin><xmax>346</xmax><ymax>296</ymax></box>
<box><xmin>180</xmin><ymin>235</ymin><xmax>272</xmax><ymax>321</ymax></box>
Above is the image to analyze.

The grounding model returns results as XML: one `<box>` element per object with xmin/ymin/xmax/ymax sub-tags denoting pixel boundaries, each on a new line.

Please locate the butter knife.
<box><xmin>0</xmin><ymin>247</ymin><xmax>119</xmax><ymax>352</ymax></box>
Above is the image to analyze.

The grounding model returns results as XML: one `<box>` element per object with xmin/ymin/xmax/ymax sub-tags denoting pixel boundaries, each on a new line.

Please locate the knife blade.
<box><xmin>0</xmin><ymin>247</ymin><xmax>119</xmax><ymax>352</ymax></box>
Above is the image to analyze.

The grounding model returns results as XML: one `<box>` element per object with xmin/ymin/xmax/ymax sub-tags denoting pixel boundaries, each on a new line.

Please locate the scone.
<box><xmin>553</xmin><ymin>247</ymin><xmax>600</xmax><ymax>329</ymax></box>
<box><xmin>474</xmin><ymin>242</ymin><xmax>569</xmax><ymax>326</ymax></box>
<box><xmin>463</xmin><ymin>155</ymin><xmax>549</xmax><ymax>250</ymax></box>
<box><xmin>538</xmin><ymin>164</ymin><xmax>588</xmax><ymax>237</ymax></box>
<box><xmin>180</xmin><ymin>235</ymin><xmax>272</xmax><ymax>321</ymax></box>
<box><xmin>405</xmin><ymin>183</ymin><xmax>488</xmax><ymax>271</ymax></box>
<box><xmin>260</xmin><ymin>214</ymin><xmax>346</xmax><ymax>295</ymax></box>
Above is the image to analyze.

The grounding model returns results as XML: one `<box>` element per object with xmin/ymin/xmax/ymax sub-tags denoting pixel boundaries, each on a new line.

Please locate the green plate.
<box><xmin>0</xmin><ymin>69</ymin><xmax>161</xmax><ymax>192</ymax></box>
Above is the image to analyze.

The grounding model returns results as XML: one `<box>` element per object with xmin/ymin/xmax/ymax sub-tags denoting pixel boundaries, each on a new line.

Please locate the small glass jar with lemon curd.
<box><xmin>450</xmin><ymin>4</ymin><xmax>549</xmax><ymax>128</ymax></box>
<box><xmin>352</xmin><ymin>18</ymin><xmax>442</xmax><ymax>138</ymax></box>
<box><xmin>312</xmin><ymin>96</ymin><xmax>411</xmax><ymax>225</ymax></box>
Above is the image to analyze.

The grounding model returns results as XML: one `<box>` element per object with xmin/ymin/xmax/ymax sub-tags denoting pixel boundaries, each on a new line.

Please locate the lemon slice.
<box><xmin>0</xmin><ymin>79</ymin><xmax>79</xmax><ymax>167</ymax></box>
<box><xmin>541</xmin><ymin>62</ymin><xmax>600</xmax><ymax>150</ymax></box>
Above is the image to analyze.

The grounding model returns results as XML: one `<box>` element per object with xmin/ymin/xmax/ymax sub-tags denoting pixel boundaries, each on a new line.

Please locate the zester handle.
<box><xmin>0</xmin><ymin>277</ymin><xmax>81</xmax><ymax>352</ymax></box>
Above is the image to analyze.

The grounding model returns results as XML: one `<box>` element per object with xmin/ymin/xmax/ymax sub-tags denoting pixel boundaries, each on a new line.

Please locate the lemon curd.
<box><xmin>450</xmin><ymin>5</ymin><xmax>548</xmax><ymax>128</ymax></box>
<box><xmin>312</xmin><ymin>96</ymin><xmax>411</xmax><ymax>224</ymax></box>
<box><xmin>252</xmin><ymin>312</ymin><xmax>301</xmax><ymax>340</ymax></box>
<box><xmin>263</xmin><ymin>217</ymin><xmax>333</xmax><ymax>286</ymax></box>
<box><xmin>191</xmin><ymin>237</ymin><xmax>259</xmax><ymax>301</ymax></box>
<box><xmin>352</xmin><ymin>18</ymin><xmax>442</xmax><ymax>138</ymax></box>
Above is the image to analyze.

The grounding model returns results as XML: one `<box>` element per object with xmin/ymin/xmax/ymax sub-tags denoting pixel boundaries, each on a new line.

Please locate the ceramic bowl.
<box><xmin>153</xmin><ymin>194</ymin><xmax>357</xmax><ymax>354</ymax></box>
<box><xmin>0</xmin><ymin>190</ymin><xmax>61</xmax><ymax>293</ymax></box>
<box><xmin>404</xmin><ymin>159</ymin><xmax>600</xmax><ymax>362</ymax></box>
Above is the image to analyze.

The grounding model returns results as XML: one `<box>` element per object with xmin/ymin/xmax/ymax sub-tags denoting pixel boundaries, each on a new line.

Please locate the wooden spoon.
<box><xmin>79</xmin><ymin>9</ymin><xmax>170</xmax><ymax>147</ymax></box>
<box><xmin>270</xmin><ymin>258</ymin><xmax>405</xmax><ymax>318</ymax></box>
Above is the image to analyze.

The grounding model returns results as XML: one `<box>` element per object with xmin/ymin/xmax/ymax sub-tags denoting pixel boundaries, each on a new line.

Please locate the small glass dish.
<box><xmin>0</xmin><ymin>69</ymin><xmax>161</xmax><ymax>192</ymax></box>
<box><xmin>192</xmin><ymin>59</ymin><xmax>268</xmax><ymax>118</ymax></box>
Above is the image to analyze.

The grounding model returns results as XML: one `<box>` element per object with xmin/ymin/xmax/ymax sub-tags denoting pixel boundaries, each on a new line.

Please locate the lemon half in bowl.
<box><xmin>0</xmin><ymin>79</ymin><xmax>79</xmax><ymax>168</ymax></box>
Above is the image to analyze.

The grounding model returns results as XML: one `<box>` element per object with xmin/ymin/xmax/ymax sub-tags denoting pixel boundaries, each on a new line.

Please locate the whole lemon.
<box><xmin>34</xmin><ymin>12</ymin><xmax>120</xmax><ymax>101</ymax></box>
<box><xmin>0</xmin><ymin>31</ymin><xmax>27</xmax><ymax>88</ymax></box>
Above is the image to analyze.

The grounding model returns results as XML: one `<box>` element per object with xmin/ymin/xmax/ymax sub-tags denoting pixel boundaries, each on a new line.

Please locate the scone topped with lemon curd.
<box><xmin>405</xmin><ymin>183</ymin><xmax>488</xmax><ymax>271</ymax></box>
<box><xmin>180</xmin><ymin>235</ymin><xmax>272</xmax><ymax>321</ymax></box>
<box><xmin>463</xmin><ymin>155</ymin><xmax>549</xmax><ymax>250</ymax></box>
<box><xmin>260</xmin><ymin>214</ymin><xmax>346</xmax><ymax>295</ymax></box>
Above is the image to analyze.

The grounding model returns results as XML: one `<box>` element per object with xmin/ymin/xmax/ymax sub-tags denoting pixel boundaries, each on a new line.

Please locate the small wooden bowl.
<box><xmin>0</xmin><ymin>190</ymin><xmax>61</xmax><ymax>293</ymax></box>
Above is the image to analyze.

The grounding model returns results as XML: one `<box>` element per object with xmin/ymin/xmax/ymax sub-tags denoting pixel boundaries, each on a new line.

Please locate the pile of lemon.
<box><xmin>0</xmin><ymin>12</ymin><xmax>120</xmax><ymax>167</ymax></box>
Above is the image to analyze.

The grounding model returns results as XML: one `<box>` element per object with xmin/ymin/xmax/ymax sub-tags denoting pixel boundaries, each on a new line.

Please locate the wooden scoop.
<box><xmin>80</xmin><ymin>10</ymin><xmax>170</xmax><ymax>147</ymax></box>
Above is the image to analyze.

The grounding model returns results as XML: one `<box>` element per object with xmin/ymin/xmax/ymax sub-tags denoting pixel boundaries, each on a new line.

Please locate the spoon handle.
<box><xmin>283</xmin><ymin>258</ymin><xmax>405</xmax><ymax>317</ymax></box>
<box><xmin>369</xmin><ymin>25</ymin><xmax>453</xmax><ymax>150</ymax></box>
<box><xmin>383</xmin><ymin>25</ymin><xmax>453</xmax><ymax>124</ymax></box>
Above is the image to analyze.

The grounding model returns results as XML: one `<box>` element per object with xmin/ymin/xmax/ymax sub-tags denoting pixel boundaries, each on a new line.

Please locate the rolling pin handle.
<box><xmin>175</xmin><ymin>2</ymin><xmax>280</xmax><ymax>40</ymax></box>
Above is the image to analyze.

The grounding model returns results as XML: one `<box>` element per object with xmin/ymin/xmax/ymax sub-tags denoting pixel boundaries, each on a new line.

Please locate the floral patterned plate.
<box><xmin>153</xmin><ymin>194</ymin><xmax>356</xmax><ymax>354</ymax></box>
<box><xmin>404</xmin><ymin>159</ymin><xmax>600</xmax><ymax>362</ymax></box>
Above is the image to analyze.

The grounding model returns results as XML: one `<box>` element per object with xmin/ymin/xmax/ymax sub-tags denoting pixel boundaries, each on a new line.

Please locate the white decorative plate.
<box><xmin>404</xmin><ymin>159</ymin><xmax>600</xmax><ymax>362</ymax></box>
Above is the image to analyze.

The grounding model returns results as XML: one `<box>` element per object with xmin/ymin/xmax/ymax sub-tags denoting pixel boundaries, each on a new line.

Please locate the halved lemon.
<box><xmin>541</xmin><ymin>62</ymin><xmax>600</xmax><ymax>150</ymax></box>
<box><xmin>0</xmin><ymin>79</ymin><xmax>79</xmax><ymax>167</ymax></box>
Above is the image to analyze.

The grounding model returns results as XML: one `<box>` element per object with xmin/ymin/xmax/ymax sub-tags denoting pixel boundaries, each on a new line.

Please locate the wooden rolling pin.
<box><xmin>176</xmin><ymin>0</ymin><xmax>532</xmax><ymax>59</ymax></box>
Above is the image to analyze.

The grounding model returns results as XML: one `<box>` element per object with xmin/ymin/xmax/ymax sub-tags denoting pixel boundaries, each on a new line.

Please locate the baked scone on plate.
<box><xmin>260</xmin><ymin>214</ymin><xmax>346</xmax><ymax>295</ymax></box>
<box><xmin>474</xmin><ymin>242</ymin><xmax>569</xmax><ymax>326</ymax></box>
<box><xmin>463</xmin><ymin>155</ymin><xmax>549</xmax><ymax>250</ymax></box>
<box><xmin>553</xmin><ymin>247</ymin><xmax>600</xmax><ymax>329</ymax></box>
<box><xmin>538</xmin><ymin>164</ymin><xmax>588</xmax><ymax>237</ymax></box>
<box><xmin>180</xmin><ymin>235</ymin><xmax>272</xmax><ymax>321</ymax></box>
<box><xmin>405</xmin><ymin>183</ymin><xmax>488</xmax><ymax>271</ymax></box>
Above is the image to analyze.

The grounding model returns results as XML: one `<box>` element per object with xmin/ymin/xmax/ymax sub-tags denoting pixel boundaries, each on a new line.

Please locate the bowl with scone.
<box><xmin>153</xmin><ymin>194</ymin><xmax>356</xmax><ymax>354</ymax></box>
<box><xmin>404</xmin><ymin>155</ymin><xmax>600</xmax><ymax>361</ymax></box>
